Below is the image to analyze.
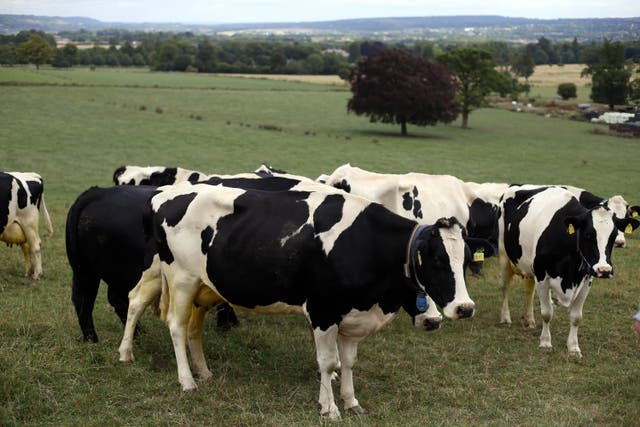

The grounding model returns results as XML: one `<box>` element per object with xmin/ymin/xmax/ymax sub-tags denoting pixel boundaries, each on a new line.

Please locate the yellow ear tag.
<box><xmin>417</xmin><ymin>251</ymin><xmax>423</xmax><ymax>266</ymax></box>
<box><xmin>632</xmin><ymin>211</ymin><xmax>639</xmax><ymax>218</ymax></box>
<box><xmin>473</xmin><ymin>250</ymin><xmax>484</xmax><ymax>262</ymax></box>
<box><xmin>625</xmin><ymin>224</ymin><xmax>633</xmax><ymax>234</ymax></box>
<box><xmin>567</xmin><ymin>223</ymin><xmax>575</xmax><ymax>235</ymax></box>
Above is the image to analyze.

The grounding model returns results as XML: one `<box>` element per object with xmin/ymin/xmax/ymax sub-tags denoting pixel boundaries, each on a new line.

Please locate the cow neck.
<box><xmin>403</xmin><ymin>223</ymin><xmax>430</xmax><ymax>312</ymax></box>
<box><xmin>574</xmin><ymin>228</ymin><xmax>592</xmax><ymax>276</ymax></box>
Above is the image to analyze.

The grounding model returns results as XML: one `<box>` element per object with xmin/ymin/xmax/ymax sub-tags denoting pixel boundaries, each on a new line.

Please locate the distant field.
<box><xmin>1</xmin><ymin>67</ymin><xmax>639</xmax><ymax>426</ymax></box>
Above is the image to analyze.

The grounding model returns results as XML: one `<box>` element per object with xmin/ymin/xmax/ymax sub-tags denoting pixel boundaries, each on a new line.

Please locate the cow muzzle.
<box><xmin>414</xmin><ymin>313</ymin><xmax>443</xmax><ymax>331</ymax></box>
<box><xmin>456</xmin><ymin>304</ymin><xmax>475</xmax><ymax>319</ymax></box>
<box><xmin>594</xmin><ymin>265</ymin><xmax>613</xmax><ymax>278</ymax></box>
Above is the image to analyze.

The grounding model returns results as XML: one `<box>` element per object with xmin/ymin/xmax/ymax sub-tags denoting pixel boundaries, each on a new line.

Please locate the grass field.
<box><xmin>1</xmin><ymin>66</ymin><xmax>639</xmax><ymax>426</ymax></box>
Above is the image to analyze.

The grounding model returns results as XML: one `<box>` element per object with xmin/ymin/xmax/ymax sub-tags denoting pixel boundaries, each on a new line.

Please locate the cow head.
<box><xmin>565</xmin><ymin>206</ymin><xmax>640</xmax><ymax>278</ymax></box>
<box><xmin>407</xmin><ymin>217</ymin><xmax>492</xmax><ymax>320</ymax></box>
<box><xmin>606</xmin><ymin>195</ymin><xmax>630</xmax><ymax>248</ymax></box>
<box><xmin>466</xmin><ymin>199</ymin><xmax>500</xmax><ymax>275</ymax></box>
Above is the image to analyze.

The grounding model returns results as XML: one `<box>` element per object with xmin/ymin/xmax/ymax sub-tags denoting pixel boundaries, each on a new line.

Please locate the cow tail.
<box><xmin>40</xmin><ymin>193</ymin><xmax>53</xmax><ymax>236</ymax></box>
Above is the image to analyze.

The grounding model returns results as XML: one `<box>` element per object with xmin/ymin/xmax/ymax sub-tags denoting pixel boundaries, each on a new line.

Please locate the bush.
<box><xmin>557</xmin><ymin>82</ymin><xmax>577</xmax><ymax>100</ymax></box>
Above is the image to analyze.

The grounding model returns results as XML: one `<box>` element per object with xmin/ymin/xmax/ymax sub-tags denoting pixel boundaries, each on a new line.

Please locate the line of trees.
<box><xmin>2</xmin><ymin>29</ymin><xmax>640</xmax><ymax>75</ymax></box>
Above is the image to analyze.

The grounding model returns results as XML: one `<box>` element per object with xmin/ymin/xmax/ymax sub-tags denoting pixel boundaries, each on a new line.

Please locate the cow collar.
<box><xmin>403</xmin><ymin>224</ymin><xmax>430</xmax><ymax>312</ymax></box>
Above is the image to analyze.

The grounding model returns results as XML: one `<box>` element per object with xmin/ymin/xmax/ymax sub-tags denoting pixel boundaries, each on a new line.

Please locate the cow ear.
<box><xmin>564</xmin><ymin>216</ymin><xmax>581</xmax><ymax>235</ymax></box>
<box><xmin>629</xmin><ymin>205</ymin><xmax>640</xmax><ymax>219</ymax></box>
<box><xmin>615</xmin><ymin>217</ymin><xmax>640</xmax><ymax>234</ymax></box>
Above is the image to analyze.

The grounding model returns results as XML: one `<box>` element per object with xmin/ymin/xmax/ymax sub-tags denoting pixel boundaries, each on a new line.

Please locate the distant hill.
<box><xmin>1</xmin><ymin>14</ymin><xmax>639</xmax><ymax>41</ymax></box>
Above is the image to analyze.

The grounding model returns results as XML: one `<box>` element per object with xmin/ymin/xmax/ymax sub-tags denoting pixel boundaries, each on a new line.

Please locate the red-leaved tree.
<box><xmin>347</xmin><ymin>48</ymin><xmax>458</xmax><ymax>136</ymax></box>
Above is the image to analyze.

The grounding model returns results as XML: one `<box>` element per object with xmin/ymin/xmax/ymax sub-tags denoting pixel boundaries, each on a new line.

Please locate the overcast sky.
<box><xmin>1</xmin><ymin>0</ymin><xmax>637</xmax><ymax>24</ymax></box>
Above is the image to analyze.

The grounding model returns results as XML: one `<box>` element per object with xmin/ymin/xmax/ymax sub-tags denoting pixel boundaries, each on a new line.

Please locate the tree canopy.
<box><xmin>15</xmin><ymin>34</ymin><xmax>54</xmax><ymax>69</ymax></box>
<box><xmin>582</xmin><ymin>39</ymin><xmax>633</xmax><ymax>110</ymax></box>
<box><xmin>437</xmin><ymin>47</ymin><xmax>510</xmax><ymax>129</ymax></box>
<box><xmin>347</xmin><ymin>48</ymin><xmax>458</xmax><ymax>136</ymax></box>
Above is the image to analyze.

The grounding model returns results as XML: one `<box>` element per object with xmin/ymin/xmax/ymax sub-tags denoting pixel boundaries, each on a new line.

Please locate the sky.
<box><xmin>1</xmin><ymin>0</ymin><xmax>638</xmax><ymax>24</ymax></box>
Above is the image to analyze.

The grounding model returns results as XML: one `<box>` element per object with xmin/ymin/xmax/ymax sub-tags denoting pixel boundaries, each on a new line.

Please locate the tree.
<box><xmin>437</xmin><ymin>47</ymin><xmax>510</xmax><ymax>129</ymax></box>
<box><xmin>347</xmin><ymin>48</ymin><xmax>458</xmax><ymax>136</ymax></box>
<box><xmin>557</xmin><ymin>83</ymin><xmax>577</xmax><ymax>100</ymax></box>
<box><xmin>511</xmin><ymin>46</ymin><xmax>535</xmax><ymax>82</ymax></box>
<box><xmin>15</xmin><ymin>35</ymin><xmax>54</xmax><ymax>69</ymax></box>
<box><xmin>582</xmin><ymin>39</ymin><xmax>632</xmax><ymax>110</ymax></box>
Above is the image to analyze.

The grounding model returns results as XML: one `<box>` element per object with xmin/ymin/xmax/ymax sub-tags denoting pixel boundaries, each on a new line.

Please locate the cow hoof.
<box><xmin>347</xmin><ymin>405</ymin><xmax>366</xmax><ymax>415</ymax></box>
<box><xmin>539</xmin><ymin>343</ymin><xmax>552</xmax><ymax>349</ymax></box>
<box><xmin>321</xmin><ymin>409</ymin><xmax>341</xmax><ymax>421</ymax></box>
<box><xmin>330</xmin><ymin>371</ymin><xmax>339</xmax><ymax>381</ymax></box>
<box><xmin>568</xmin><ymin>350</ymin><xmax>583</xmax><ymax>359</ymax></box>
<box><xmin>196</xmin><ymin>369</ymin><xmax>213</xmax><ymax>381</ymax></box>
<box><xmin>118</xmin><ymin>349</ymin><xmax>135</xmax><ymax>363</ymax></box>
<box><xmin>181</xmin><ymin>382</ymin><xmax>198</xmax><ymax>393</ymax></box>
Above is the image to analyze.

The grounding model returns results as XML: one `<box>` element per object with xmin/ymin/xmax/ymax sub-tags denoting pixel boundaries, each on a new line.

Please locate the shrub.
<box><xmin>557</xmin><ymin>83</ymin><xmax>577</xmax><ymax>100</ymax></box>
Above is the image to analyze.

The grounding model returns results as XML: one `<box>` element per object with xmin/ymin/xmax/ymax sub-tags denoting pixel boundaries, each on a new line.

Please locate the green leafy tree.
<box><xmin>15</xmin><ymin>35</ymin><xmax>54</xmax><ymax>69</ymax></box>
<box><xmin>438</xmin><ymin>47</ymin><xmax>510</xmax><ymax>129</ymax></box>
<box><xmin>511</xmin><ymin>46</ymin><xmax>535</xmax><ymax>82</ymax></box>
<box><xmin>582</xmin><ymin>39</ymin><xmax>632</xmax><ymax>110</ymax></box>
<box><xmin>347</xmin><ymin>48</ymin><xmax>458</xmax><ymax>136</ymax></box>
<box><xmin>557</xmin><ymin>83</ymin><xmax>577</xmax><ymax>100</ymax></box>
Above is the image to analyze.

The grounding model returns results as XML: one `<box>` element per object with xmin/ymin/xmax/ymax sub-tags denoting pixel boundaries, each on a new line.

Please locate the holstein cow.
<box><xmin>1</xmin><ymin>172</ymin><xmax>53</xmax><ymax>279</ymax></box>
<box><xmin>148</xmin><ymin>182</ymin><xmax>493</xmax><ymax>420</ymax></box>
<box><xmin>321</xmin><ymin>164</ymin><xmax>500</xmax><ymax>281</ymax></box>
<box><xmin>113</xmin><ymin>165</ymin><xmax>208</xmax><ymax>186</ymax></box>
<box><xmin>499</xmin><ymin>185</ymin><xmax>639</xmax><ymax>357</ymax></box>
<box><xmin>118</xmin><ymin>176</ymin><xmax>450</xmax><ymax>365</ymax></box>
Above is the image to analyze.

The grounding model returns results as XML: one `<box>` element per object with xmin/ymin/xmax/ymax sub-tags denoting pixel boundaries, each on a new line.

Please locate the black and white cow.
<box><xmin>1</xmin><ymin>172</ymin><xmax>53</xmax><ymax>279</ymax></box>
<box><xmin>499</xmin><ymin>185</ymin><xmax>639</xmax><ymax>357</ymax></box>
<box><xmin>321</xmin><ymin>164</ymin><xmax>500</xmax><ymax>279</ymax></box>
<box><xmin>113</xmin><ymin>165</ymin><xmax>209</xmax><ymax>186</ymax></box>
<box><xmin>148</xmin><ymin>182</ymin><xmax>493</xmax><ymax>420</ymax></box>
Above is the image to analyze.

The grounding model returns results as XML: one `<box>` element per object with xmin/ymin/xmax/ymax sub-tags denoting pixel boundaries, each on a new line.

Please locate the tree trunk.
<box><xmin>401</xmin><ymin>120</ymin><xmax>407</xmax><ymax>136</ymax></box>
<box><xmin>609</xmin><ymin>103</ymin><xmax>614</xmax><ymax>111</ymax></box>
<box><xmin>461</xmin><ymin>111</ymin><xmax>469</xmax><ymax>129</ymax></box>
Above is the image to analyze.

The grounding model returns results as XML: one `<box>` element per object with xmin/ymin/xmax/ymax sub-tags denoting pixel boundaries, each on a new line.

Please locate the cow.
<box><xmin>1</xmin><ymin>172</ymin><xmax>53</xmax><ymax>279</ymax></box>
<box><xmin>66</xmin><ymin>185</ymin><xmax>158</xmax><ymax>342</ymax></box>
<box><xmin>118</xmin><ymin>176</ymin><xmax>449</xmax><ymax>364</ymax></box>
<box><xmin>113</xmin><ymin>165</ymin><xmax>208</xmax><ymax>186</ymax></box>
<box><xmin>562</xmin><ymin>185</ymin><xmax>636</xmax><ymax>248</ymax></box>
<box><xmin>498</xmin><ymin>185</ymin><xmax>639</xmax><ymax>357</ymax></box>
<box><xmin>320</xmin><ymin>164</ymin><xmax>500</xmax><ymax>278</ymax></box>
<box><xmin>147</xmin><ymin>182</ymin><xmax>494</xmax><ymax>420</ymax></box>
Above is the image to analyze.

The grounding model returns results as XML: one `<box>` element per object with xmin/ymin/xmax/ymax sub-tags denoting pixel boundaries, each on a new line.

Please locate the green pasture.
<box><xmin>1</xmin><ymin>67</ymin><xmax>639</xmax><ymax>426</ymax></box>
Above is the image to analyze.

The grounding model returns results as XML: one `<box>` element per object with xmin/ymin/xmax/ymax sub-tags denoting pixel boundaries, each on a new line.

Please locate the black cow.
<box><xmin>498</xmin><ymin>185</ymin><xmax>639</xmax><ymax>357</ymax></box>
<box><xmin>66</xmin><ymin>185</ymin><xmax>158</xmax><ymax>342</ymax></box>
<box><xmin>1</xmin><ymin>172</ymin><xmax>53</xmax><ymax>279</ymax></box>
<box><xmin>148</xmin><ymin>182</ymin><xmax>493</xmax><ymax>420</ymax></box>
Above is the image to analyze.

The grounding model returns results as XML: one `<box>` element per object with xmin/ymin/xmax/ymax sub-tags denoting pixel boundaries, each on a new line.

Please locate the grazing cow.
<box><xmin>321</xmin><ymin>164</ymin><xmax>500</xmax><ymax>279</ymax></box>
<box><xmin>113</xmin><ymin>165</ymin><xmax>208</xmax><ymax>186</ymax></box>
<box><xmin>1</xmin><ymin>172</ymin><xmax>53</xmax><ymax>279</ymax></box>
<box><xmin>499</xmin><ymin>185</ymin><xmax>639</xmax><ymax>357</ymax></box>
<box><xmin>148</xmin><ymin>182</ymin><xmax>493</xmax><ymax>420</ymax></box>
<box><xmin>66</xmin><ymin>185</ymin><xmax>158</xmax><ymax>342</ymax></box>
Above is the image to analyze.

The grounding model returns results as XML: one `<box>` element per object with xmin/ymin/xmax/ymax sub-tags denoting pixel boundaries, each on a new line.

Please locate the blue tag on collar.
<box><xmin>416</xmin><ymin>294</ymin><xmax>427</xmax><ymax>313</ymax></box>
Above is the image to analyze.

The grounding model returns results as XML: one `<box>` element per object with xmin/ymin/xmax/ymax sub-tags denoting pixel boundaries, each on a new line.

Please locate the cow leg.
<box><xmin>499</xmin><ymin>255</ymin><xmax>514</xmax><ymax>324</ymax></box>
<box><xmin>337</xmin><ymin>334</ymin><xmax>365</xmax><ymax>415</ymax></box>
<box><xmin>523</xmin><ymin>276</ymin><xmax>536</xmax><ymax>328</ymax></box>
<box><xmin>187</xmin><ymin>305</ymin><xmax>213</xmax><ymax>380</ymax></box>
<box><xmin>71</xmin><ymin>271</ymin><xmax>100</xmax><ymax>342</ymax></box>
<box><xmin>23</xmin><ymin>226</ymin><xmax>42</xmax><ymax>279</ymax></box>
<box><xmin>566</xmin><ymin>279</ymin><xmax>591</xmax><ymax>358</ymax></box>
<box><xmin>165</xmin><ymin>273</ymin><xmax>199</xmax><ymax>392</ymax></box>
<box><xmin>107</xmin><ymin>284</ymin><xmax>130</xmax><ymax>327</ymax></box>
<box><xmin>19</xmin><ymin>242</ymin><xmax>32</xmax><ymax>277</ymax></box>
<box><xmin>119</xmin><ymin>267</ymin><xmax>162</xmax><ymax>362</ymax></box>
<box><xmin>537</xmin><ymin>279</ymin><xmax>554</xmax><ymax>349</ymax></box>
<box><xmin>313</xmin><ymin>324</ymin><xmax>341</xmax><ymax>421</ymax></box>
